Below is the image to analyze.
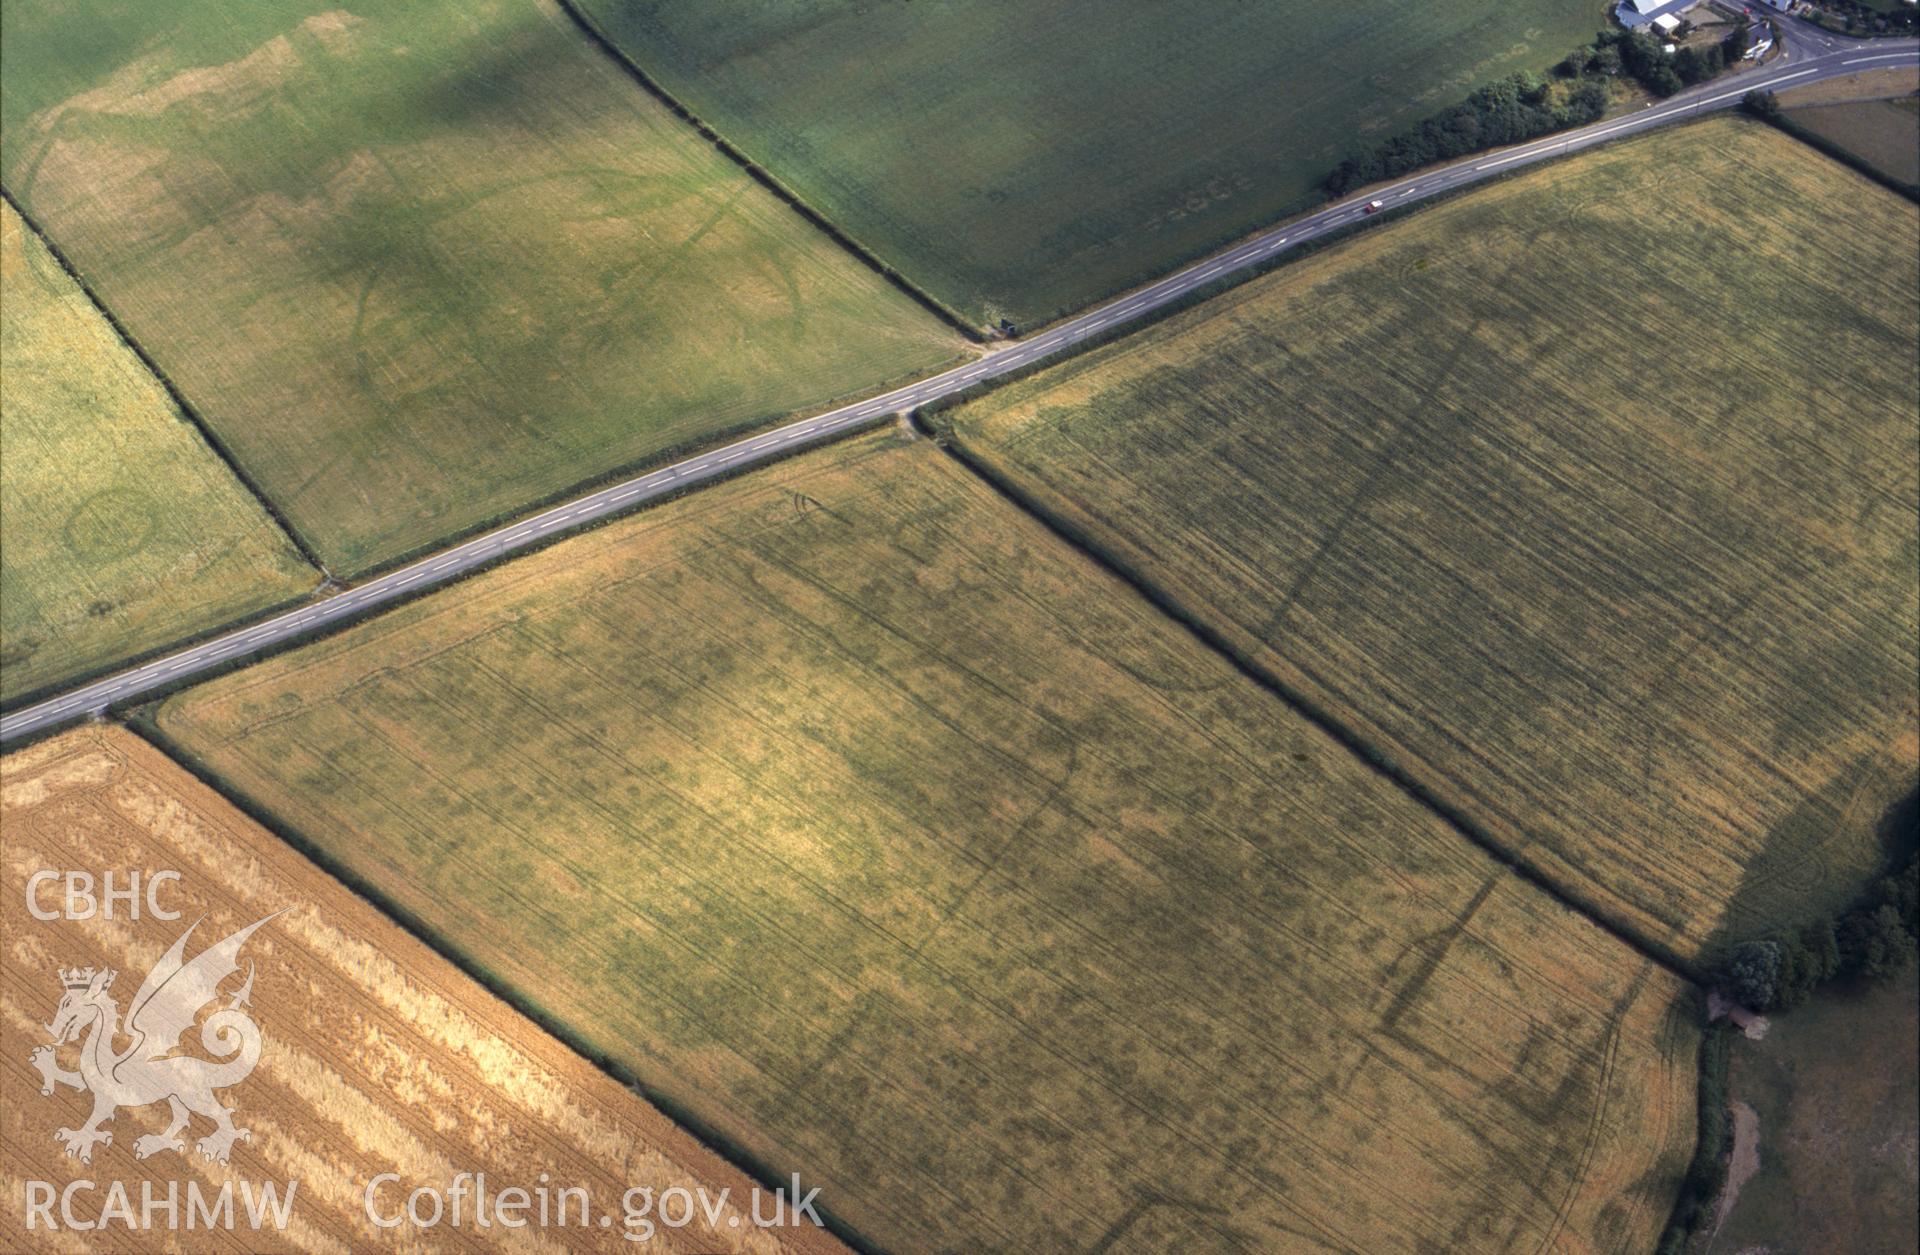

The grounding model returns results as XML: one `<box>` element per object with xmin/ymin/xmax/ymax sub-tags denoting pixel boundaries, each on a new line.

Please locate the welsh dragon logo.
<box><xmin>28</xmin><ymin>913</ymin><xmax>278</xmax><ymax>1165</ymax></box>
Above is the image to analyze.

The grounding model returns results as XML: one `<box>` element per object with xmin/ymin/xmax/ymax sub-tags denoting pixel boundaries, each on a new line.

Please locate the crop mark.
<box><xmin>0</xmin><ymin>188</ymin><xmax>325</xmax><ymax>572</ymax></box>
<box><xmin>283</xmin><ymin>697</ymin><xmax>1029</xmax><ymax>1248</ymax></box>
<box><xmin>908</xmin><ymin>733</ymin><xmax>1080</xmax><ymax>960</ymax></box>
<box><xmin>1087</xmin><ymin>1190</ymin><xmax>1240</xmax><ymax>1254</ymax></box>
<box><xmin>1255</xmin><ymin>277</ymin><xmax>1515</xmax><ymax>644</ymax></box>
<box><xmin>592</xmin><ymin>179</ymin><xmax>752</xmax><ymax>351</ymax></box>
<box><xmin>1338</xmin><ymin>874</ymin><xmax>1497</xmax><ymax>1097</ymax></box>
<box><xmin>1531</xmin><ymin>965</ymin><xmax>1636</xmax><ymax>1255</ymax></box>
<box><xmin>557</xmin><ymin>478</ymin><xmax>1487</xmax><ymax>1241</ymax></box>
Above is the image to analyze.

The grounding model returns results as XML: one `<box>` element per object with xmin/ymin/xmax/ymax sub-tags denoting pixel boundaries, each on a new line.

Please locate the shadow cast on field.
<box><xmin>1703</xmin><ymin>776</ymin><xmax>1920</xmax><ymax>968</ymax></box>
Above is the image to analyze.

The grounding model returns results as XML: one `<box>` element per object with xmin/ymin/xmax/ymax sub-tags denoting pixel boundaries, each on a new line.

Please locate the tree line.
<box><xmin>1724</xmin><ymin>789</ymin><xmax>1920</xmax><ymax>1012</ymax></box>
<box><xmin>1323</xmin><ymin>74</ymin><xmax>1608</xmax><ymax>196</ymax></box>
<box><xmin>1725</xmin><ymin>848</ymin><xmax>1918</xmax><ymax>1012</ymax></box>
<box><xmin>1323</xmin><ymin>22</ymin><xmax>1757</xmax><ymax>197</ymax></box>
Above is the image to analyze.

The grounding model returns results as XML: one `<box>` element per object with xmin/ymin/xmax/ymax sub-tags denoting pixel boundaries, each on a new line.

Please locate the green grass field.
<box><xmin>1789</xmin><ymin>96</ymin><xmax>1920</xmax><ymax>186</ymax></box>
<box><xmin>574</xmin><ymin>0</ymin><xmax>1600</xmax><ymax>327</ymax></box>
<box><xmin>950</xmin><ymin>118</ymin><xmax>1920</xmax><ymax>968</ymax></box>
<box><xmin>1713</xmin><ymin>969</ymin><xmax>1919</xmax><ymax>1254</ymax></box>
<box><xmin>0</xmin><ymin>201</ymin><xmax>315</xmax><ymax>705</ymax></box>
<box><xmin>0</xmin><ymin>0</ymin><xmax>959</xmax><ymax>576</ymax></box>
<box><xmin>158</xmin><ymin>433</ymin><xmax>1699</xmax><ymax>1254</ymax></box>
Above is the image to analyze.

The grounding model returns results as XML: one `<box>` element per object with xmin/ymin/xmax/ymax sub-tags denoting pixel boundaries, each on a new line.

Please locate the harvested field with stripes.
<box><xmin>0</xmin><ymin>202</ymin><xmax>314</xmax><ymax>706</ymax></box>
<box><xmin>157</xmin><ymin>432</ymin><xmax>1700</xmax><ymax>1254</ymax></box>
<box><xmin>0</xmin><ymin>0</ymin><xmax>958</xmax><ymax>575</ymax></box>
<box><xmin>0</xmin><ymin>725</ymin><xmax>847</xmax><ymax>1254</ymax></box>
<box><xmin>949</xmin><ymin>118</ymin><xmax>1920</xmax><ymax>969</ymax></box>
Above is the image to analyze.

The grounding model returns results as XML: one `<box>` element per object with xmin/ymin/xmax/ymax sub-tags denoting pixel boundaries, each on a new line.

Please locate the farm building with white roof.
<box><xmin>1616</xmin><ymin>0</ymin><xmax>1696</xmax><ymax>28</ymax></box>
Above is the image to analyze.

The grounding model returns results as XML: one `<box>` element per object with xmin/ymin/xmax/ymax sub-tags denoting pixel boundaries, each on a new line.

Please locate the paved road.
<box><xmin>1774</xmin><ymin>8</ymin><xmax>1890</xmax><ymax>59</ymax></box>
<box><xmin>4</xmin><ymin>33</ymin><xmax>1914</xmax><ymax>743</ymax></box>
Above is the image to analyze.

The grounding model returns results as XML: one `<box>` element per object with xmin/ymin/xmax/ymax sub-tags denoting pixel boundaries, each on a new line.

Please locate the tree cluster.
<box><xmin>1565</xmin><ymin>21</ymin><xmax>1759</xmax><ymax>96</ymax></box>
<box><xmin>1323</xmin><ymin>74</ymin><xmax>1607</xmax><ymax>196</ymax></box>
<box><xmin>1742</xmin><ymin>88</ymin><xmax>1784</xmax><ymax>123</ymax></box>
<box><xmin>1811</xmin><ymin>0</ymin><xmax>1918</xmax><ymax>36</ymax></box>
<box><xmin>1320</xmin><ymin>17</ymin><xmax>1768</xmax><ymax>198</ymax></box>
<box><xmin>1584</xmin><ymin>26</ymin><xmax>1743</xmax><ymax>98</ymax></box>
<box><xmin>1724</xmin><ymin>849</ymin><xmax>1919</xmax><ymax>1013</ymax></box>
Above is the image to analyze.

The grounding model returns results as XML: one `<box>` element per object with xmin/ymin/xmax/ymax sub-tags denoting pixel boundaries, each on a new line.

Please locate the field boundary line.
<box><xmin>551</xmin><ymin>0</ymin><xmax>984</xmax><ymax>342</ymax></box>
<box><xmin>0</xmin><ymin>185</ymin><xmax>330</xmax><ymax>577</ymax></box>
<box><xmin>923</xmin><ymin>427</ymin><xmax>1705</xmax><ymax>986</ymax></box>
<box><xmin>122</xmin><ymin>713</ymin><xmax>896</xmax><ymax>1255</ymax></box>
<box><xmin>1746</xmin><ymin>96</ymin><xmax>1920</xmax><ymax>201</ymax></box>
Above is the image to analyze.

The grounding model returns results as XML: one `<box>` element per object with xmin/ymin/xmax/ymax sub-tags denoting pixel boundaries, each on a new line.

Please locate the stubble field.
<box><xmin>0</xmin><ymin>725</ymin><xmax>848</xmax><ymax>1254</ymax></box>
<box><xmin>0</xmin><ymin>0</ymin><xmax>958</xmax><ymax>575</ymax></box>
<box><xmin>157</xmin><ymin>432</ymin><xmax>1699</xmax><ymax>1254</ymax></box>
<box><xmin>0</xmin><ymin>201</ymin><xmax>315</xmax><ymax>706</ymax></box>
<box><xmin>949</xmin><ymin>118</ymin><xmax>1920</xmax><ymax>969</ymax></box>
<box><xmin>575</xmin><ymin>0</ymin><xmax>1598</xmax><ymax>327</ymax></box>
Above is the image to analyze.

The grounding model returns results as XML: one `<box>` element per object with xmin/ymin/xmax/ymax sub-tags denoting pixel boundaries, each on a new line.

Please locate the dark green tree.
<box><xmin>1841</xmin><ymin>904</ymin><xmax>1915</xmax><ymax>981</ymax></box>
<box><xmin>1727</xmin><ymin>938</ymin><xmax>1783</xmax><ymax>1010</ymax></box>
<box><xmin>1643</xmin><ymin>64</ymin><xmax>1684</xmax><ymax>97</ymax></box>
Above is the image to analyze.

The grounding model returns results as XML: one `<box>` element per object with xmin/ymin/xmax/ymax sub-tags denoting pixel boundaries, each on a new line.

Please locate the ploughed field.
<box><xmin>574</xmin><ymin>0</ymin><xmax>1598</xmax><ymax>327</ymax></box>
<box><xmin>158</xmin><ymin>433</ymin><xmax>1700</xmax><ymax>1254</ymax></box>
<box><xmin>949</xmin><ymin>118</ymin><xmax>1920</xmax><ymax>970</ymax></box>
<box><xmin>0</xmin><ymin>726</ymin><xmax>846</xmax><ymax>1255</ymax></box>
<box><xmin>0</xmin><ymin>202</ymin><xmax>314</xmax><ymax>706</ymax></box>
<box><xmin>0</xmin><ymin>0</ymin><xmax>958</xmax><ymax>576</ymax></box>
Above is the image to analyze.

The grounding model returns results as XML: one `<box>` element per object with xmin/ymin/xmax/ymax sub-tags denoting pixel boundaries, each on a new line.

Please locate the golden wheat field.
<box><xmin>0</xmin><ymin>202</ymin><xmax>315</xmax><ymax>705</ymax></box>
<box><xmin>950</xmin><ymin>119</ymin><xmax>1920</xmax><ymax>969</ymax></box>
<box><xmin>0</xmin><ymin>725</ymin><xmax>849</xmax><ymax>1255</ymax></box>
<box><xmin>157</xmin><ymin>432</ymin><xmax>1701</xmax><ymax>1254</ymax></box>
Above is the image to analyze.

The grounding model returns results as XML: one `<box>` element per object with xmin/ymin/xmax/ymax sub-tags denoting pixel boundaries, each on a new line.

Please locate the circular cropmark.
<box><xmin>63</xmin><ymin>489</ymin><xmax>159</xmax><ymax>561</ymax></box>
<box><xmin>1387</xmin><ymin>249</ymin><xmax>1439</xmax><ymax>283</ymax></box>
